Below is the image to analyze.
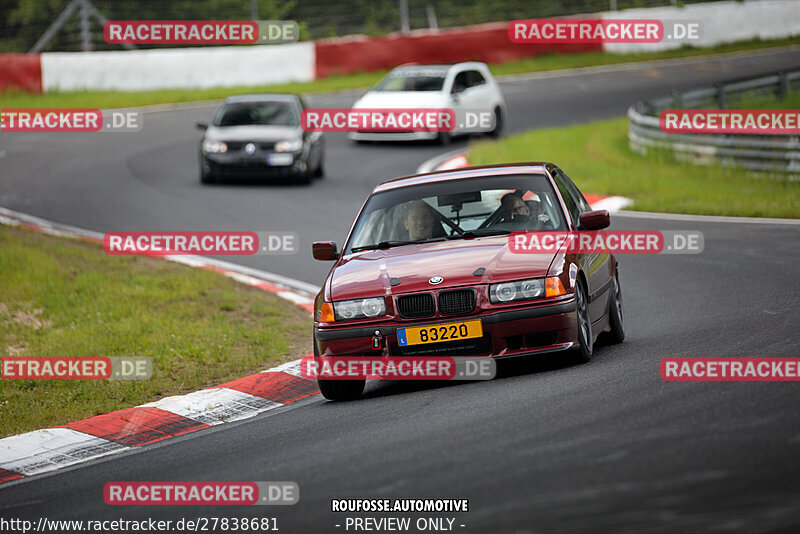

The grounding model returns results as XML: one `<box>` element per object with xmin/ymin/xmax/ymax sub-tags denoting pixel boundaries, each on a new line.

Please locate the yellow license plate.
<box><xmin>397</xmin><ymin>319</ymin><xmax>483</xmax><ymax>347</ymax></box>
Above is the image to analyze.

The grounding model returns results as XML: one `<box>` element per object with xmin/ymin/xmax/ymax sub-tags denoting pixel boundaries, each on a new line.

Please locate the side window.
<box><xmin>557</xmin><ymin>168</ymin><xmax>591</xmax><ymax>213</ymax></box>
<box><xmin>452</xmin><ymin>72</ymin><xmax>468</xmax><ymax>93</ymax></box>
<box><xmin>467</xmin><ymin>70</ymin><xmax>486</xmax><ymax>87</ymax></box>
<box><xmin>552</xmin><ymin>170</ymin><xmax>581</xmax><ymax>227</ymax></box>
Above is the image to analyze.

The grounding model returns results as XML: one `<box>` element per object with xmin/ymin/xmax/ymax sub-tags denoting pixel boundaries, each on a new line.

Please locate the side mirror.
<box><xmin>312</xmin><ymin>241</ymin><xmax>339</xmax><ymax>261</ymax></box>
<box><xmin>196</xmin><ymin>121</ymin><xmax>208</xmax><ymax>131</ymax></box>
<box><xmin>579</xmin><ymin>210</ymin><xmax>610</xmax><ymax>230</ymax></box>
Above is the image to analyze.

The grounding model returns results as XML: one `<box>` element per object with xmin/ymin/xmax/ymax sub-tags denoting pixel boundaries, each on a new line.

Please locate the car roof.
<box><xmin>373</xmin><ymin>163</ymin><xmax>552</xmax><ymax>193</ymax></box>
<box><xmin>223</xmin><ymin>94</ymin><xmax>298</xmax><ymax>104</ymax></box>
<box><xmin>392</xmin><ymin>62</ymin><xmax>488</xmax><ymax>71</ymax></box>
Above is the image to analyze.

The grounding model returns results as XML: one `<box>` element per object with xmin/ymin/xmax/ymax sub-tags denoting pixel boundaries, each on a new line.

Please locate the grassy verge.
<box><xmin>468</xmin><ymin>116</ymin><xmax>800</xmax><ymax>218</ymax></box>
<box><xmin>0</xmin><ymin>224</ymin><xmax>312</xmax><ymax>438</ymax></box>
<box><xmin>488</xmin><ymin>37</ymin><xmax>800</xmax><ymax>77</ymax></box>
<box><xmin>1</xmin><ymin>37</ymin><xmax>798</xmax><ymax>109</ymax></box>
<box><xmin>737</xmin><ymin>88</ymin><xmax>800</xmax><ymax>109</ymax></box>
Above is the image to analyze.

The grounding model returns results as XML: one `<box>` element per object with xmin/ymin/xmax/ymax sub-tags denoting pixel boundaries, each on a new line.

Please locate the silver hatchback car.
<box><xmin>197</xmin><ymin>94</ymin><xmax>325</xmax><ymax>185</ymax></box>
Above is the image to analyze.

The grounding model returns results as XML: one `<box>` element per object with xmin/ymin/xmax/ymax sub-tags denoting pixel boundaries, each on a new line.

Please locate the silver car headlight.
<box><xmin>489</xmin><ymin>278</ymin><xmax>545</xmax><ymax>303</ymax></box>
<box><xmin>333</xmin><ymin>297</ymin><xmax>386</xmax><ymax>320</ymax></box>
<box><xmin>275</xmin><ymin>139</ymin><xmax>303</xmax><ymax>152</ymax></box>
<box><xmin>202</xmin><ymin>140</ymin><xmax>227</xmax><ymax>153</ymax></box>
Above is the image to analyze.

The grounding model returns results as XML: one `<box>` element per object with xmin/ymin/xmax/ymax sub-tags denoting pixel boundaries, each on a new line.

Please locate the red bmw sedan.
<box><xmin>311</xmin><ymin>163</ymin><xmax>624</xmax><ymax>400</ymax></box>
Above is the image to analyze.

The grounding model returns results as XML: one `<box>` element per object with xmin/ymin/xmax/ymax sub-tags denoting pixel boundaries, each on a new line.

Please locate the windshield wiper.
<box><xmin>446</xmin><ymin>229</ymin><xmax>511</xmax><ymax>240</ymax></box>
<box><xmin>351</xmin><ymin>238</ymin><xmax>446</xmax><ymax>252</ymax></box>
<box><xmin>351</xmin><ymin>240</ymin><xmax>414</xmax><ymax>252</ymax></box>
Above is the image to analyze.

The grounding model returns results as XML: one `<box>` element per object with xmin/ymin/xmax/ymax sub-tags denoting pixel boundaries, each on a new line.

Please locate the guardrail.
<box><xmin>628</xmin><ymin>69</ymin><xmax>800</xmax><ymax>174</ymax></box>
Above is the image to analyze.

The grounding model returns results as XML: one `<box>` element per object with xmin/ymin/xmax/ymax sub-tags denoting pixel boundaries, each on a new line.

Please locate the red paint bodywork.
<box><xmin>313</xmin><ymin>163</ymin><xmax>617</xmax><ymax>361</ymax></box>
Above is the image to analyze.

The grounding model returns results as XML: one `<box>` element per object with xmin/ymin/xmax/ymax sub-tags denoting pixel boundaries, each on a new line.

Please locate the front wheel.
<box><xmin>200</xmin><ymin>165</ymin><xmax>215</xmax><ymax>184</ymax></box>
<box><xmin>488</xmin><ymin>106</ymin><xmax>503</xmax><ymax>138</ymax></box>
<box><xmin>314</xmin><ymin>336</ymin><xmax>365</xmax><ymax>400</ymax></box>
<box><xmin>572</xmin><ymin>281</ymin><xmax>593</xmax><ymax>363</ymax></box>
<box><xmin>296</xmin><ymin>167</ymin><xmax>312</xmax><ymax>185</ymax></box>
<box><xmin>318</xmin><ymin>378</ymin><xmax>365</xmax><ymax>401</ymax></box>
<box><xmin>605</xmin><ymin>269</ymin><xmax>625</xmax><ymax>344</ymax></box>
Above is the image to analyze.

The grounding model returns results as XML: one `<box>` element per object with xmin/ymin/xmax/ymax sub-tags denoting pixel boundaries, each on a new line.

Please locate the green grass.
<box><xmin>0</xmin><ymin>224</ymin><xmax>312</xmax><ymax>438</ymax></box>
<box><xmin>735</xmin><ymin>88</ymin><xmax>800</xmax><ymax>110</ymax></box>
<box><xmin>488</xmin><ymin>37</ymin><xmax>800</xmax><ymax>77</ymax></box>
<box><xmin>468</xmin><ymin>116</ymin><xmax>800</xmax><ymax>218</ymax></box>
<box><xmin>1</xmin><ymin>36</ymin><xmax>798</xmax><ymax>109</ymax></box>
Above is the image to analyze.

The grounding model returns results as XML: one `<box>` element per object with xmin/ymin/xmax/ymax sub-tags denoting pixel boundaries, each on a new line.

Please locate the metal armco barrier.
<box><xmin>628</xmin><ymin>69</ymin><xmax>800</xmax><ymax>174</ymax></box>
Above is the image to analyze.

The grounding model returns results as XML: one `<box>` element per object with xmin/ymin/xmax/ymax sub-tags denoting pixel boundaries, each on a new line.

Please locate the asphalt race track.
<box><xmin>2</xmin><ymin>47</ymin><xmax>800</xmax><ymax>532</ymax></box>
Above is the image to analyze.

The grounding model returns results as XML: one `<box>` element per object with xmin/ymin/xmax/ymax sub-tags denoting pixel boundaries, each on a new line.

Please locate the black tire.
<box><xmin>314</xmin><ymin>338</ymin><xmax>365</xmax><ymax>400</ymax></box>
<box><xmin>437</xmin><ymin>131</ymin><xmax>452</xmax><ymax>145</ymax></box>
<box><xmin>488</xmin><ymin>106</ymin><xmax>503</xmax><ymax>138</ymax></box>
<box><xmin>572</xmin><ymin>280</ymin><xmax>593</xmax><ymax>363</ymax></box>
<box><xmin>313</xmin><ymin>157</ymin><xmax>324</xmax><ymax>178</ymax></box>
<box><xmin>318</xmin><ymin>377</ymin><xmax>366</xmax><ymax>401</ymax></box>
<box><xmin>296</xmin><ymin>167</ymin><xmax>312</xmax><ymax>185</ymax></box>
<box><xmin>200</xmin><ymin>165</ymin><xmax>215</xmax><ymax>184</ymax></box>
<box><xmin>605</xmin><ymin>269</ymin><xmax>625</xmax><ymax>344</ymax></box>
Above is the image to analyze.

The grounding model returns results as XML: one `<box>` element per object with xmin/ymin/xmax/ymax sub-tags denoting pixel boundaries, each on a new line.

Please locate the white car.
<box><xmin>349</xmin><ymin>62</ymin><xmax>507</xmax><ymax>144</ymax></box>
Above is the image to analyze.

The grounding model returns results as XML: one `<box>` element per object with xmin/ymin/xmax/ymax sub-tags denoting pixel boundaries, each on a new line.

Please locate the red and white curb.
<box><xmin>582</xmin><ymin>193</ymin><xmax>633</xmax><ymax>214</ymax></box>
<box><xmin>0</xmin><ymin>207</ymin><xmax>320</xmax><ymax>484</ymax></box>
<box><xmin>420</xmin><ymin>152</ymin><xmax>633</xmax><ymax>213</ymax></box>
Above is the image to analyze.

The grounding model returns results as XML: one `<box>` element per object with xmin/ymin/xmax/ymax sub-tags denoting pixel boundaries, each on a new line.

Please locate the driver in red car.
<box><xmin>404</xmin><ymin>200</ymin><xmax>440</xmax><ymax>241</ymax></box>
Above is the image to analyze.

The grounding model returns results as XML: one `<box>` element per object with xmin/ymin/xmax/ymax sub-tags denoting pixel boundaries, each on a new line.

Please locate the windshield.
<box><xmin>346</xmin><ymin>174</ymin><xmax>567</xmax><ymax>253</ymax></box>
<box><xmin>214</xmin><ymin>101</ymin><xmax>300</xmax><ymax>127</ymax></box>
<box><xmin>373</xmin><ymin>68</ymin><xmax>448</xmax><ymax>92</ymax></box>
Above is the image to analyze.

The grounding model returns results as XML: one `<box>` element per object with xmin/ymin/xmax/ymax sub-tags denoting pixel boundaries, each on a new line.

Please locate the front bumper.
<box><xmin>201</xmin><ymin>151</ymin><xmax>306</xmax><ymax>177</ymax></box>
<box><xmin>348</xmin><ymin>131</ymin><xmax>440</xmax><ymax>142</ymax></box>
<box><xmin>315</xmin><ymin>299</ymin><xmax>578</xmax><ymax>359</ymax></box>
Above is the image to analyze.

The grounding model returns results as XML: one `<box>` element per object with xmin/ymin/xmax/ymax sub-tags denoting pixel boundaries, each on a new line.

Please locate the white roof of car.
<box><xmin>224</xmin><ymin>94</ymin><xmax>298</xmax><ymax>103</ymax></box>
<box><xmin>393</xmin><ymin>62</ymin><xmax>488</xmax><ymax>71</ymax></box>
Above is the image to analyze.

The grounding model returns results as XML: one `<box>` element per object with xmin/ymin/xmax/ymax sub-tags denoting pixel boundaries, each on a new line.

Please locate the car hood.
<box><xmin>353</xmin><ymin>91</ymin><xmax>447</xmax><ymax>109</ymax></box>
<box><xmin>329</xmin><ymin>236</ymin><xmax>555</xmax><ymax>301</ymax></box>
<box><xmin>206</xmin><ymin>125</ymin><xmax>301</xmax><ymax>142</ymax></box>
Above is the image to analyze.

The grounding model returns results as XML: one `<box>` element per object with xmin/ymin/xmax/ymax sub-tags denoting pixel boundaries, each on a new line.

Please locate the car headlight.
<box><xmin>490</xmin><ymin>278</ymin><xmax>546</xmax><ymax>303</ymax></box>
<box><xmin>202</xmin><ymin>140</ymin><xmax>227</xmax><ymax>153</ymax></box>
<box><xmin>333</xmin><ymin>297</ymin><xmax>386</xmax><ymax>320</ymax></box>
<box><xmin>275</xmin><ymin>139</ymin><xmax>303</xmax><ymax>152</ymax></box>
<box><xmin>489</xmin><ymin>277</ymin><xmax>567</xmax><ymax>303</ymax></box>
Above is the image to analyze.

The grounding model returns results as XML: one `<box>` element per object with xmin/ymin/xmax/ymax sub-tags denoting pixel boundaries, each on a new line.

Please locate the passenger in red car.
<box><xmin>500</xmin><ymin>192</ymin><xmax>530</xmax><ymax>223</ymax></box>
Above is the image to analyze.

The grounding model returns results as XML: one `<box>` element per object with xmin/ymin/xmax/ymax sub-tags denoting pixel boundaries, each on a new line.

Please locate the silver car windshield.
<box><xmin>214</xmin><ymin>102</ymin><xmax>300</xmax><ymax>127</ymax></box>
<box><xmin>373</xmin><ymin>68</ymin><xmax>448</xmax><ymax>92</ymax></box>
